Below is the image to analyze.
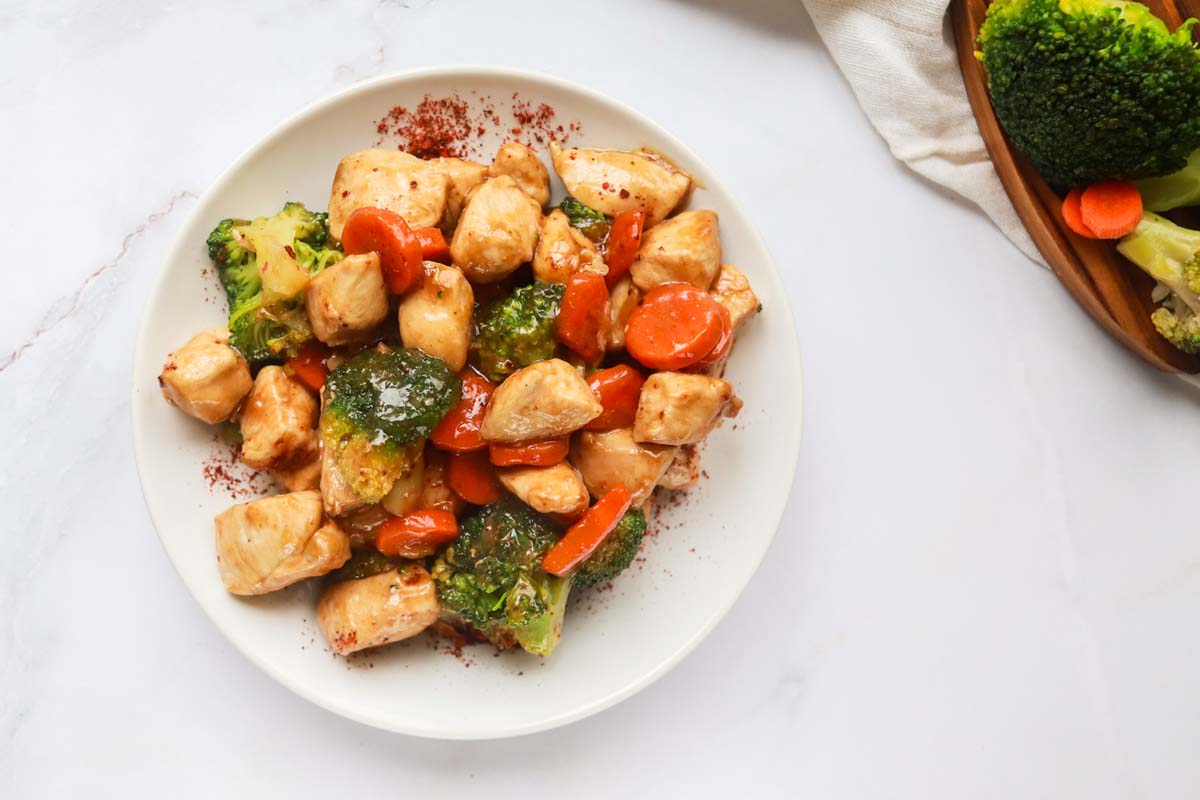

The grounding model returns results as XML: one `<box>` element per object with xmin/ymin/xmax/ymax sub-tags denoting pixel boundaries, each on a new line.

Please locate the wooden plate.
<box><xmin>951</xmin><ymin>0</ymin><xmax>1200</xmax><ymax>372</ymax></box>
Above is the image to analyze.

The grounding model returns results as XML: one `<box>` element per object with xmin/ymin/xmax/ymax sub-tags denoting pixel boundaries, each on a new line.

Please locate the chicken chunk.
<box><xmin>710</xmin><ymin>263</ymin><xmax>760</xmax><ymax>333</ymax></box>
<box><xmin>634</xmin><ymin>373</ymin><xmax>738</xmax><ymax>446</ymax></box>
<box><xmin>572</xmin><ymin>428</ymin><xmax>676</xmax><ymax>506</ymax></box>
<box><xmin>398</xmin><ymin>262</ymin><xmax>474</xmax><ymax>371</ymax></box>
<box><xmin>381</xmin><ymin>447</ymin><xmax>425</xmax><ymax>517</ymax></box>
<box><xmin>270</xmin><ymin>455</ymin><xmax>322</xmax><ymax>492</ymax></box>
<box><xmin>430</xmin><ymin>156</ymin><xmax>488</xmax><ymax>232</ymax></box>
<box><xmin>419</xmin><ymin>448</ymin><xmax>466</xmax><ymax>515</ymax></box>
<box><xmin>305</xmin><ymin>252</ymin><xmax>389</xmax><ymax>346</ymax></box>
<box><xmin>320</xmin><ymin>440</ymin><xmax>366</xmax><ymax>518</ymax></box>
<box><xmin>480</xmin><ymin>359</ymin><xmax>603</xmax><ymax>443</ymax></box>
<box><xmin>489</xmin><ymin>141</ymin><xmax>550</xmax><ymax>206</ymax></box>
<box><xmin>239</xmin><ymin>366</ymin><xmax>318</xmax><ymax>471</ymax></box>
<box><xmin>630</xmin><ymin>210</ymin><xmax>722</xmax><ymax>292</ymax></box>
<box><xmin>497</xmin><ymin>462</ymin><xmax>589</xmax><ymax>516</ymax></box>
<box><xmin>328</xmin><ymin>149</ymin><xmax>450</xmax><ymax>239</ymax></box>
<box><xmin>449</xmin><ymin>175</ymin><xmax>542</xmax><ymax>284</ymax></box>
<box><xmin>532</xmin><ymin>209</ymin><xmax>608</xmax><ymax>285</ymax></box>
<box><xmin>549</xmin><ymin>141</ymin><xmax>691</xmax><ymax>226</ymax></box>
<box><xmin>214</xmin><ymin>490</ymin><xmax>351</xmax><ymax>596</ymax></box>
<box><xmin>318</xmin><ymin>564</ymin><xmax>439</xmax><ymax>655</ymax></box>
<box><xmin>159</xmin><ymin>327</ymin><xmax>252</xmax><ymax>424</ymax></box>
<box><xmin>606</xmin><ymin>275</ymin><xmax>641</xmax><ymax>352</ymax></box>
<box><xmin>658</xmin><ymin>444</ymin><xmax>701</xmax><ymax>491</ymax></box>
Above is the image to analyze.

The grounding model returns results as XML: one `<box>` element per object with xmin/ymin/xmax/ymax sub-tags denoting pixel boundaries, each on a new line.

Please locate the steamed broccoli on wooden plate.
<box><xmin>157</xmin><ymin>138</ymin><xmax>760</xmax><ymax>659</ymax></box>
<box><xmin>977</xmin><ymin>0</ymin><xmax>1200</xmax><ymax>353</ymax></box>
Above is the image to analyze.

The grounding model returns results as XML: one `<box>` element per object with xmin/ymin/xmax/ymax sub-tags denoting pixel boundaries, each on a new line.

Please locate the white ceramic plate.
<box><xmin>131</xmin><ymin>66</ymin><xmax>802</xmax><ymax>739</ymax></box>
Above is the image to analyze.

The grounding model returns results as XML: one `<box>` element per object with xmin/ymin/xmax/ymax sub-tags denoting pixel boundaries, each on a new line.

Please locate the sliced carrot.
<box><xmin>446</xmin><ymin>450</ymin><xmax>504</xmax><ymax>505</ymax></box>
<box><xmin>287</xmin><ymin>341</ymin><xmax>332</xmax><ymax>391</ymax></box>
<box><xmin>556</xmin><ymin>271</ymin><xmax>611</xmax><ymax>363</ymax></box>
<box><xmin>489</xmin><ymin>438</ymin><xmax>570</xmax><ymax>467</ymax></box>
<box><xmin>376</xmin><ymin>510</ymin><xmax>459</xmax><ymax>559</ymax></box>
<box><xmin>696</xmin><ymin>304</ymin><xmax>733</xmax><ymax>367</ymax></box>
<box><xmin>414</xmin><ymin>226</ymin><xmax>451</xmax><ymax>263</ymax></box>
<box><xmin>1079</xmin><ymin>181</ymin><xmax>1143</xmax><ymax>239</ymax></box>
<box><xmin>542</xmin><ymin>486</ymin><xmax>633</xmax><ymax>577</ymax></box>
<box><xmin>603</xmin><ymin>209</ymin><xmax>646</xmax><ymax>287</ymax></box>
<box><xmin>341</xmin><ymin>207</ymin><xmax>424</xmax><ymax>294</ymax></box>
<box><xmin>430</xmin><ymin>370</ymin><xmax>494</xmax><ymax>452</ymax></box>
<box><xmin>584</xmin><ymin>365</ymin><xmax>646</xmax><ymax>431</ymax></box>
<box><xmin>625</xmin><ymin>284</ymin><xmax>723</xmax><ymax>370</ymax></box>
<box><xmin>1061</xmin><ymin>190</ymin><xmax>1097</xmax><ymax>239</ymax></box>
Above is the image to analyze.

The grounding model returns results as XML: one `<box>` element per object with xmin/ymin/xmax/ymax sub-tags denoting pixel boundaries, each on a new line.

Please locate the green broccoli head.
<box><xmin>432</xmin><ymin>497</ymin><xmax>571</xmax><ymax>656</ymax></box>
<box><xmin>204</xmin><ymin>202</ymin><xmax>343</xmax><ymax>364</ymax></box>
<box><xmin>978</xmin><ymin>0</ymin><xmax>1200</xmax><ymax>188</ymax></box>
<box><xmin>574</xmin><ymin>508</ymin><xmax>646</xmax><ymax>587</ymax></box>
<box><xmin>476</xmin><ymin>281</ymin><xmax>565</xmax><ymax>381</ymax></box>
<box><xmin>321</xmin><ymin>348</ymin><xmax>461</xmax><ymax>501</ymax></box>
<box><xmin>1118</xmin><ymin>212</ymin><xmax>1200</xmax><ymax>352</ymax></box>
<box><xmin>559</xmin><ymin>197</ymin><xmax>610</xmax><ymax>242</ymax></box>
<box><xmin>325</xmin><ymin>552</ymin><xmax>400</xmax><ymax>584</ymax></box>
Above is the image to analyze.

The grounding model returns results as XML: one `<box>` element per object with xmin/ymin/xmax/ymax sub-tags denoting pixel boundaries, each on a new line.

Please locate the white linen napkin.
<box><xmin>801</xmin><ymin>0</ymin><xmax>1044</xmax><ymax>265</ymax></box>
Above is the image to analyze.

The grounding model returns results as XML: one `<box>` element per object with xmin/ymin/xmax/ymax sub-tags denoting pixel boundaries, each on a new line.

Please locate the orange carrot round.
<box><xmin>376</xmin><ymin>510</ymin><xmax>459</xmax><ymax>559</ymax></box>
<box><xmin>446</xmin><ymin>450</ymin><xmax>504</xmax><ymax>505</ymax></box>
<box><xmin>625</xmin><ymin>284</ymin><xmax>723</xmax><ymax>370</ymax></box>
<box><xmin>489</xmin><ymin>438</ymin><xmax>570</xmax><ymax>467</ymax></box>
<box><xmin>696</xmin><ymin>304</ymin><xmax>733</xmax><ymax>367</ymax></box>
<box><xmin>414</xmin><ymin>226</ymin><xmax>451</xmax><ymax>263</ymax></box>
<box><xmin>584</xmin><ymin>365</ymin><xmax>646</xmax><ymax>431</ymax></box>
<box><xmin>430</xmin><ymin>370</ymin><xmax>494</xmax><ymax>452</ymax></box>
<box><xmin>1061</xmin><ymin>189</ymin><xmax>1098</xmax><ymax>239</ymax></box>
<box><xmin>286</xmin><ymin>341</ymin><xmax>332</xmax><ymax>391</ymax></box>
<box><xmin>603</xmin><ymin>209</ymin><xmax>646</xmax><ymax>286</ymax></box>
<box><xmin>542</xmin><ymin>486</ymin><xmax>633</xmax><ymax>577</ymax></box>
<box><xmin>1079</xmin><ymin>181</ymin><xmax>1143</xmax><ymax>239</ymax></box>
<box><xmin>556</xmin><ymin>271</ymin><xmax>611</xmax><ymax>363</ymax></box>
<box><xmin>341</xmin><ymin>207</ymin><xmax>424</xmax><ymax>294</ymax></box>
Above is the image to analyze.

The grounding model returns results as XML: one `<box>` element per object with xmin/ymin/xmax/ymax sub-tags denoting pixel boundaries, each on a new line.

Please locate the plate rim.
<box><xmin>131</xmin><ymin>64</ymin><xmax>804</xmax><ymax>739</ymax></box>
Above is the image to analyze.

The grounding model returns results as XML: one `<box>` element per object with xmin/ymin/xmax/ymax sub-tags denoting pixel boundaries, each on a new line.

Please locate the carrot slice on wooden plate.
<box><xmin>542</xmin><ymin>486</ymin><xmax>633</xmax><ymax>577</ymax></box>
<box><xmin>1061</xmin><ymin>189</ymin><xmax>1098</xmax><ymax>239</ymax></box>
<box><xmin>1079</xmin><ymin>181</ymin><xmax>1143</xmax><ymax>239</ymax></box>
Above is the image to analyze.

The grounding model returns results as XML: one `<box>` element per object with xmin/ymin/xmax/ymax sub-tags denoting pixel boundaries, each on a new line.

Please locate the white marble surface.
<box><xmin>4</xmin><ymin>0</ymin><xmax>1200</xmax><ymax>796</ymax></box>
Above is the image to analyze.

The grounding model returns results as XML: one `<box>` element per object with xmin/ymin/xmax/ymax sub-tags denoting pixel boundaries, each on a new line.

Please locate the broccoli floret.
<box><xmin>326</xmin><ymin>552</ymin><xmax>399</xmax><ymax>584</ymax></box>
<box><xmin>1117</xmin><ymin>212</ymin><xmax>1200</xmax><ymax>352</ymax></box>
<box><xmin>204</xmin><ymin>202</ymin><xmax>343</xmax><ymax>364</ymax></box>
<box><xmin>574</xmin><ymin>508</ymin><xmax>646</xmax><ymax>586</ymax></box>
<box><xmin>431</xmin><ymin>497</ymin><xmax>571</xmax><ymax>656</ymax></box>
<box><xmin>978</xmin><ymin>0</ymin><xmax>1200</xmax><ymax>188</ymax></box>
<box><xmin>1135</xmin><ymin>148</ymin><xmax>1200</xmax><ymax>211</ymax></box>
<box><xmin>321</xmin><ymin>348</ymin><xmax>460</xmax><ymax>501</ymax></box>
<box><xmin>559</xmin><ymin>197</ymin><xmax>610</xmax><ymax>242</ymax></box>
<box><xmin>476</xmin><ymin>281</ymin><xmax>565</xmax><ymax>381</ymax></box>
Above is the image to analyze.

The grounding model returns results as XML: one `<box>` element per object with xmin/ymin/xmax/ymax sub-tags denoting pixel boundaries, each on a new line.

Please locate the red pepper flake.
<box><xmin>375</xmin><ymin>92</ymin><xmax>582</xmax><ymax>159</ymax></box>
<box><xmin>619</xmin><ymin>188</ymin><xmax>630</xmax><ymax>199</ymax></box>
<box><xmin>284</xmin><ymin>245</ymin><xmax>296</xmax><ymax>258</ymax></box>
<box><xmin>201</xmin><ymin>437</ymin><xmax>273</xmax><ymax>500</ymax></box>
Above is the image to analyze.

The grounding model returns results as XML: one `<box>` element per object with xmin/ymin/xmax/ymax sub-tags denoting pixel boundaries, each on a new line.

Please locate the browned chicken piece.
<box><xmin>320</xmin><ymin>440</ymin><xmax>366</xmax><ymax>518</ymax></box>
<box><xmin>449</xmin><ymin>175</ymin><xmax>542</xmax><ymax>283</ymax></box>
<box><xmin>630</xmin><ymin>210</ymin><xmax>722</xmax><ymax>292</ymax></box>
<box><xmin>270</xmin><ymin>456</ymin><xmax>322</xmax><ymax>492</ymax></box>
<box><xmin>239</xmin><ymin>366</ymin><xmax>318</xmax><ymax>471</ymax></box>
<box><xmin>532</xmin><ymin>209</ymin><xmax>608</xmax><ymax>284</ymax></box>
<box><xmin>159</xmin><ymin>327</ymin><xmax>253</xmax><ymax>424</ymax></box>
<box><xmin>380</xmin><ymin>447</ymin><xmax>425</xmax><ymax>516</ymax></box>
<box><xmin>658</xmin><ymin>444</ymin><xmax>702</xmax><ymax>491</ymax></box>
<box><xmin>398</xmin><ymin>262</ymin><xmax>474</xmax><ymax>371</ymax></box>
<box><xmin>634</xmin><ymin>373</ymin><xmax>739</xmax><ymax>446</ymax></box>
<box><xmin>606</xmin><ymin>275</ymin><xmax>641</xmax><ymax>352</ymax></box>
<box><xmin>549</xmin><ymin>141</ymin><xmax>691</xmax><ymax>226</ymax></box>
<box><xmin>572</xmin><ymin>428</ymin><xmax>677</xmax><ymax>505</ymax></box>
<box><xmin>214</xmin><ymin>490</ymin><xmax>351</xmax><ymax>596</ymax></box>
<box><xmin>480</xmin><ymin>359</ymin><xmax>603</xmax><ymax>443</ymax></box>
<box><xmin>710</xmin><ymin>263</ymin><xmax>761</xmax><ymax>333</ymax></box>
<box><xmin>430</xmin><ymin>156</ymin><xmax>488</xmax><ymax>232</ymax></box>
<box><xmin>497</xmin><ymin>462</ymin><xmax>590</xmax><ymax>516</ymax></box>
<box><xmin>419</xmin><ymin>448</ymin><xmax>466</xmax><ymax>515</ymax></box>
<box><xmin>489</xmin><ymin>141</ymin><xmax>551</xmax><ymax>206</ymax></box>
<box><xmin>318</xmin><ymin>563</ymin><xmax>439</xmax><ymax>655</ymax></box>
<box><xmin>305</xmin><ymin>252</ymin><xmax>388</xmax><ymax>347</ymax></box>
<box><xmin>328</xmin><ymin>149</ymin><xmax>450</xmax><ymax>239</ymax></box>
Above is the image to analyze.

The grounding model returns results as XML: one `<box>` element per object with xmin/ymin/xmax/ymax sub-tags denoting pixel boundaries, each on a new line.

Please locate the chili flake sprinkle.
<box><xmin>375</xmin><ymin>91</ymin><xmax>582</xmax><ymax>159</ymax></box>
